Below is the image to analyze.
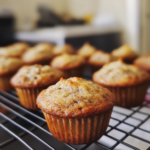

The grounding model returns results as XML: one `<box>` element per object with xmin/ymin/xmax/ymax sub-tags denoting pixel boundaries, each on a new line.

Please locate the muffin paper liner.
<box><xmin>16</xmin><ymin>87</ymin><xmax>44</xmax><ymax>110</ymax></box>
<box><xmin>62</xmin><ymin>66</ymin><xmax>84</xmax><ymax>78</ymax></box>
<box><xmin>0</xmin><ymin>75</ymin><xmax>13</xmax><ymax>91</ymax></box>
<box><xmin>43</xmin><ymin>110</ymin><xmax>112</xmax><ymax>144</ymax></box>
<box><xmin>106</xmin><ymin>82</ymin><xmax>149</xmax><ymax>108</ymax></box>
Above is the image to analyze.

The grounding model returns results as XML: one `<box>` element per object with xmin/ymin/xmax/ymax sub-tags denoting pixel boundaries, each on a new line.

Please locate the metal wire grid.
<box><xmin>0</xmin><ymin>87</ymin><xmax>150</xmax><ymax>150</ymax></box>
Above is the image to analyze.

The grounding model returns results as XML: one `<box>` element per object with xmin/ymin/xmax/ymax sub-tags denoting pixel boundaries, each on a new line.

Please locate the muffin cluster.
<box><xmin>1</xmin><ymin>41</ymin><xmax>150</xmax><ymax>145</ymax></box>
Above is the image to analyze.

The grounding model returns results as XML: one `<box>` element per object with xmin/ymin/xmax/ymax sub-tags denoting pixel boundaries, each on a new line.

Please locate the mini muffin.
<box><xmin>0</xmin><ymin>57</ymin><xmax>23</xmax><ymax>91</ymax></box>
<box><xmin>50</xmin><ymin>54</ymin><xmax>85</xmax><ymax>78</ymax></box>
<box><xmin>93</xmin><ymin>60</ymin><xmax>150</xmax><ymax>108</ymax></box>
<box><xmin>134</xmin><ymin>54</ymin><xmax>150</xmax><ymax>73</ymax></box>
<box><xmin>111</xmin><ymin>45</ymin><xmax>137</xmax><ymax>63</ymax></box>
<box><xmin>11</xmin><ymin>65</ymin><xmax>64</xmax><ymax>110</ymax></box>
<box><xmin>37</xmin><ymin>77</ymin><xmax>115</xmax><ymax>144</ymax></box>
<box><xmin>88</xmin><ymin>51</ymin><xmax>112</xmax><ymax>72</ymax></box>
<box><xmin>0</xmin><ymin>42</ymin><xmax>29</xmax><ymax>58</ymax></box>
<box><xmin>22</xmin><ymin>46</ymin><xmax>54</xmax><ymax>65</ymax></box>
<box><xmin>77</xmin><ymin>43</ymin><xmax>96</xmax><ymax>60</ymax></box>
<box><xmin>34</xmin><ymin>43</ymin><xmax>53</xmax><ymax>51</ymax></box>
<box><xmin>53</xmin><ymin>44</ymin><xmax>75</xmax><ymax>56</ymax></box>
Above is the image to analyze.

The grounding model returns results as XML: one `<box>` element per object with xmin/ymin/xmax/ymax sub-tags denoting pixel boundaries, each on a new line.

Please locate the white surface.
<box><xmin>117</xmin><ymin>123</ymin><xmax>134</xmax><ymax>133</ymax></box>
<box><xmin>113</xmin><ymin>106</ymin><xmax>133</xmax><ymax>115</ymax></box>
<box><xmin>139</xmin><ymin>107</ymin><xmax>150</xmax><ymax>115</ymax></box>
<box><xmin>111</xmin><ymin>112</ymin><xmax>126</xmax><ymax>121</ymax></box>
<box><xmin>108</xmin><ymin>129</ymin><xmax>126</xmax><ymax>140</ymax></box>
<box><xmin>132</xmin><ymin>129</ymin><xmax>150</xmax><ymax>142</ymax></box>
<box><xmin>125</xmin><ymin>118</ymin><xmax>141</xmax><ymax>126</ymax></box>
<box><xmin>97</xmin><ymin>135</ymin><xmax>117</xmax><ymax>148</ymax></box>
<box><xmin>109</xmin><ymin>118</ymin><xmax>119</xmax><ymax>127</ymax></box>
<box><xmin>140</xmin><ymin>118</ymin><xmax>150</xmax><ymax>132</ymax></box>
<box><xmin>124</xmin><ymin>136</ymin><xmax>150</xmax><ymax>150</ymax></box>
<box><xmin>114</xmin><ymin>144</ymin><xmax>134</xmax><ymax>150</ymax></box>
<box><xmin>132</xmin><ymin>112</ymin><xmax>148</xmax><ymax>121</ymax></box>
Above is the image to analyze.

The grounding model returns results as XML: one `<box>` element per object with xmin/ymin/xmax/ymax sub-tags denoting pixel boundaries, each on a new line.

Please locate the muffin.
<box><xmin>93</xmin><ymin>60</ymin><xmax>150</xmax><ymax>108</ymax></box>
<box><xmin>34</xmin><ymin>43</ymin><xmax>53</xmax><ymax>51</ymax></box>
<box><xmin>88</xmin><ymin>51</ymin><xmax>112</xmax><ymax>72</ymax></box>
<box><xmin>22</xmin><ymin>46</ymin><xmax>54</xmax><ymax>65</ymax></box>
<box><xmin>37</xmin><ymin>77</ymin><xmax>115</xmax><ymax>144</ymax></box>
<box><xmin>0</xmin><ymin>42</ymin><xmax>29</xmax><ymax>58</ymax></box>
<box><xmin>53</xmin><ymin>44</ymin><xmax>75</xmax><ymax>56</ymax></box>
<box><xmin>134</xmin><ymin>54</ymin><xmax>150</xmax><ymax>73</ymax></box>
<box><xmin>0</xmin><ymin>57</ymin><xmax>23</xmax><ymax>91</ymax></box>
<box><xmin>111</xmin><ymin>45</ymin><xmax>137</xmax><ymax>63</ymax></box>
<box><xmin>11</xmin><ymin>65</ymin><xmax>64</xmax><ymax>110</ymax></box>
<box><xmin>50</xmin><ymin>54</ymin><xmax>85</xmax><ymax>78</ymax></box>
<box><xmin>77</xmin><ymin>43</ymin><xmax>96</xmax><ymax>60</ymax></box>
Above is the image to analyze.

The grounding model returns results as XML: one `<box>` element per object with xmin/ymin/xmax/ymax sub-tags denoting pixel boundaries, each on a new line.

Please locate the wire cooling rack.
<box><xmin>0</xmin><ymin>80</ymin><xmax>150</xmax><ymax>150</ymax></box>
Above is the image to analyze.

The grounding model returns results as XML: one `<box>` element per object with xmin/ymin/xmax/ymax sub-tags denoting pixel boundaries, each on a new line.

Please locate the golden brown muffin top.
<box><xmin>0</xmin><ymin>42</ymin><xmax>29</xmax><ymax>58</ymax></box>
<box><xmin>0</xmin><ymin>57</ymin><xmax>24</xmax><ymax>75</ymax></box>
<box><xmin>50</xmin><ymin>54</ymin><xmax>85</xmax><ymax>70</ymax></box>
<box><xmin>53</xmin><ymin>44</ymin><xmax>75</xmax><ymax>56</ymax></box>
<box><xmin>88</xmin><ymin>51</ymin><xmax>112</xmax><ymax>66</ymax></box>
<box><xmin>22</xmin><ymin>46</ymin><xmax>54</xmax><ymax>64</ymax></box>
<box><xmin>93</xmin><ymin>60</ymin><xmax>150</xmax><ymax>87</ymax></box>
<box><xmin>77</xmin><ymin>43</ymin><xmax>96</xmax><ymax>58</ymax></box>
<box><xmin>111</xmin><ymin>45</ymin><xmax>137</xmax><ymax>60</ymax></box>
<box><xmin>134</xmin><ymin>54</ymin><xmax>150</xmax><ymax>71</ymax></box>
<box><xmin>11</xmin><ymin>64</ymin><xmax>64</xmax><ymax>88</ymax></box>
<box><xmin>34</xmin><ymin>43</ymin><xmax>53</xmax><ymax>51</ymax></box>
<box><xmin>37</xmin><ymin>77</ymin><xmax>115</xmax><ymax>118</ymax></box>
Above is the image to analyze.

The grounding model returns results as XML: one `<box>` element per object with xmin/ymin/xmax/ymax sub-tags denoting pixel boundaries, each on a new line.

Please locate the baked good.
<box><xmin>37</xmin><ymin>77</ymin><xmax>115</xmax><ymax>144</ymax></box>
<box><xmin>11</xmin><ymin>64</ymin><xmax>64</xmax><ymax>110</ymax></box>
<box><xmin>53</xmin><ymin>44</ymin><xmax>75</xmax><ymax>56</ymax></box>
<box><xmin>0</xmin><ymin>57</ymin><xmax>23</xmax><ymax>91</ymax></box>
<box><xmin>0</xmin><ymin>42</ymin><xmax>29</xmax><ymax>58</ymax></box>
<box><xmin>50</xmin><ymin>54</ymin><xmax>85</xmax><ymax>78</ymax></box>
<box><xmin>22</xmin><ymin>46</ymin><xmax>54</xmax><ymax>65</ymax></box>
<box><xmin>111</xmin><ymin>45</ymin><xmax>137</xmax><ymax>63</ymax></box>
<box><xmin>77</xmin><ymin>43</ymin><xmax>96</xmax><ymax>60</ymax></box>
<box><xmin>93</xmin><ymin>60</ymin><xmax>150</xmax><ymax>108</ymax></box>
<box><xmin>88</xmin><ymin>51</ymin><xmax>112</xmax><ymax>72</ymax></box>
<box><xmin>34</xmin><ymin>43</ymin><xmax>53</xmax><ymax>51</ymax></box>
<box><xmin>134</xmin><ymin>54</ymin><xmax>150</xmax><ymax>73</ymax></box>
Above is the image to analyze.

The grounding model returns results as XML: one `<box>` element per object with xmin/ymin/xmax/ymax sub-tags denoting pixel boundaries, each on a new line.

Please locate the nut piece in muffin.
<box><xmin>11</xmin><ymin>64</ymin><xmax>64</xmax><ymax>110</ymax></box>
<box><xmin>134</xmin><ymin>54</ymin><xmax>150</xmax><ymax>73</ymax></box>
<box><xmin>88</xmin><ymin>50</ymin><xmax>112</xmax><ymax>72</ymax></box>
<box><xmin>0</xmin><ymin>57</ymin><xmax>24</xmax><ymax>91</ymax></box>
<box><xmin>0</xmin><ymin>42</ymin><xmax>29</xmax><ymax>58</ymax></box>
<box><xmin>50</xmin><ymin>53</ymin><xmax>85</xmax><ymax>78</ymax></box>
<box><xmin>53</xmin><ymin>44</ymin><xmax>75</xmax><ymax>56</ymax></box>
<box><xmin>22</xmin><ymin>46</ymin><xmax>54</xmax><ymax>65</ymax></box>
<box><xmin>37</xmin><ymin>77</ymin><xmax>115</xmax><ymax>144</ymax></box>
<box><xmin>77</xmin><ymin>43</ymin><xmax>96</xmax><ymax>60</ymax></box>
<box><xmin>93</xmin><ymin>60</ymin><xmax>150</xmax><ymax>108</ymax></box>
<box><xmin>111</xmin><ymin>45</ymin><xmax>137</xmax><ymax>63</ymax></box>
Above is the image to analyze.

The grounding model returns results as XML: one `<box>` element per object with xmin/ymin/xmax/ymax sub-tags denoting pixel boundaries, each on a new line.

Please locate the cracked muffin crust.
<box><xmin>0</xmin><ymin>57</ymin><xmax>24</xmax><ymax>75</ymax></box>
<box><xmin>88</xmin><ymin>51</ymin><xmax>112</xmax><ymax>66</ymax></box>
<box><xmin>111</xmin><ymin>45</ymin><xmax>137</xmax><ymax>63</ymax></box>
<box><xmin>11</xmin><ymin>64</ymin><xmax>64</xmax><ymax>88</ymax></box>
<box><xmin>22</xmin><ymin>46</ymin><xmax>54</xmax><ymax>65</ymax></box>
<box><xmin>37</xmin><ymin>77</ymin><xmax>115</xmax><ymax>118</ymax></box>
<box><xmin>134</xmin><ymin>54</ymin><xmax>150</xmax><ymax>72</ymax></box>
<box><xmin>53</xmin><ymin>44</ymin><xmax>75</xmax><ymax>56</ymax></box>
<box><xmin>50</xmin><ymin>53</ymin><xmax>85</xmax><ymax>70</ymax></box>
<box><xmin>0</xmin><ymin>42</ymin><xmax>29</xmax><ymax>58</ymax></box>
<box><xmin>93</xmin><ymin>60</ymin><xmax>150</xmax><ymax>87</ymax></box>
<box><xmin>77</xmin><ymin>43</ymin><xmax>96</xmax><ymax>59</ymax></box>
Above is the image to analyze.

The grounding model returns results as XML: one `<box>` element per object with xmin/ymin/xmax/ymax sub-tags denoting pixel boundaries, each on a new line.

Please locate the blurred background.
<box><xmin>0</xmin><ymin>0</ymin><xmax>149</xmax><ymax>54</ymax></box>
